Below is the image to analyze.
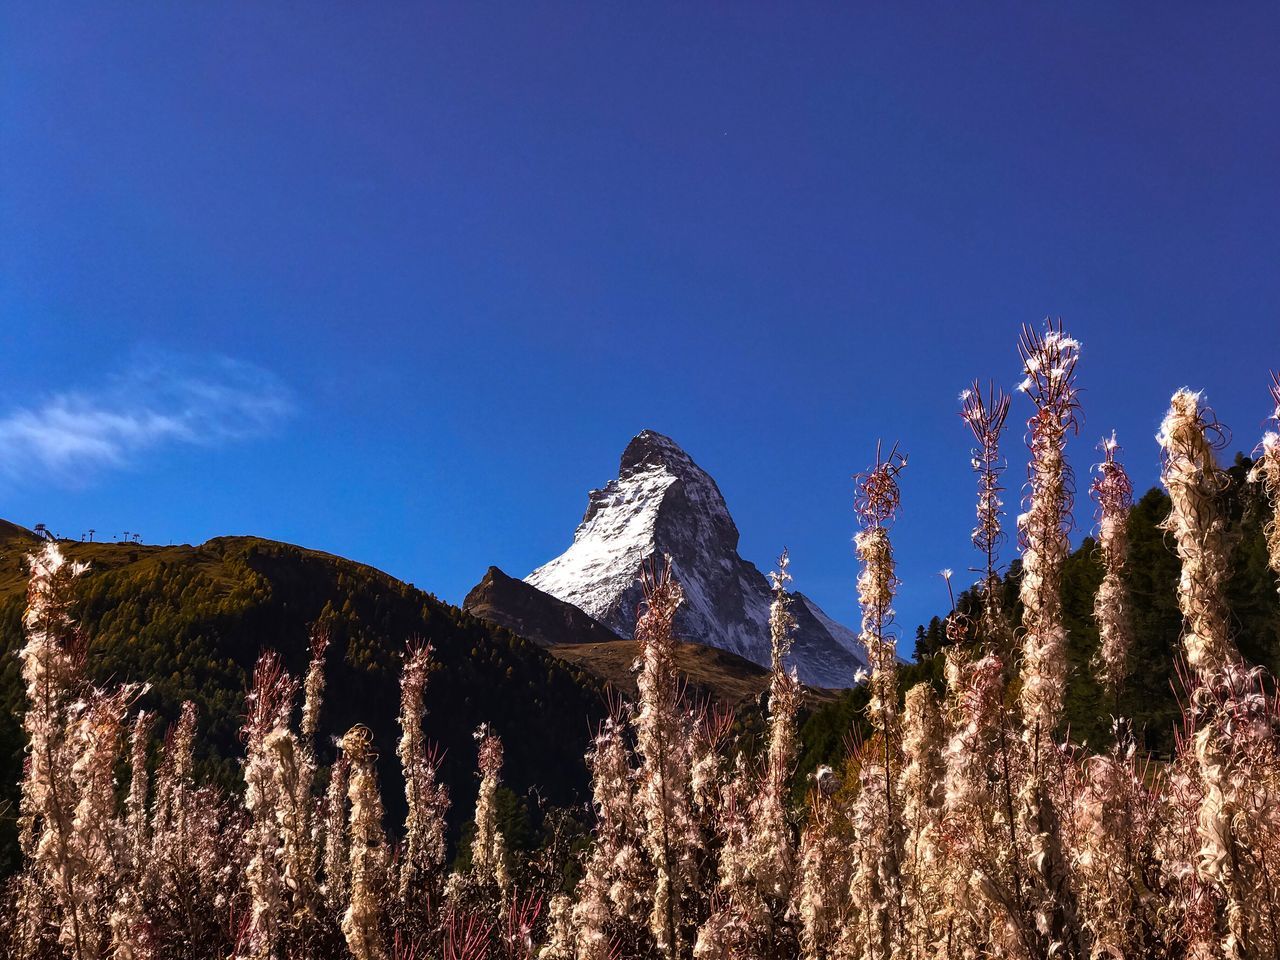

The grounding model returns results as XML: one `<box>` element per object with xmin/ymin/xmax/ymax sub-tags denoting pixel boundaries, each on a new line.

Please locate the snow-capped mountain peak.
<box><xmin>526</xmin><ymin>430</ymin><xmax>866</xmax><ymax>688</ymax></box>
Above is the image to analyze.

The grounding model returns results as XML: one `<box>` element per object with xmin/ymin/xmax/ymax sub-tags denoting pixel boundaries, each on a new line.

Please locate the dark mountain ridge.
<box><xmin>463</xmin><ymin>565</ymin><xmax>624</xmax><ymax>648</ymax></box>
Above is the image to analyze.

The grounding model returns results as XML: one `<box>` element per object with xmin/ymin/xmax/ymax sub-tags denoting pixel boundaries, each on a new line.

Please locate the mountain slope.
<box><xmin>0</xmin><ymin>523</ymin><xmax>610</xmax><ymax>875</ymax></box>
<box><xmin>463</xmin><ymin>563</ymin><xmax>849</xmax><ymax>706</ymax></box>
<box><xmin>526</xmin><ymin>430</ymin><xmax>866</xmax><ymax>688</ymax></box>
<box><xmin>549</xmin><ymin>639</ymin><xmax>771</xmax><ymax>706</ymax></box>
<box><xmin>463</xmin><ymin>566</ymin><xmax>777</xmax><ymax>705</ymax></box>
<box><xmin>463</xmin><ymin>565</ymin><xmax>624</xmax><ymax>647</ymax></box>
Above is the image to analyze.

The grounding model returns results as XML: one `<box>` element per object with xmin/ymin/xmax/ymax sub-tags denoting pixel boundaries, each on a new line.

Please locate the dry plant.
<box><xmin>841</xmin><ymin>442</ymin><xmax>908</xmax><ymax>960</ymax></box>
<box><xmin>961</xmin><ymin>379</ymin><xmax>1013</xmax><ymax>649</ymax></box>
<box><xmin>1016</xmin><ymin>321</ymin><xmax>1080</xmax><ymax>738</ymax></box>
<box><xmin>1250</xmin><ymin>371</ymin><xmax>1280</xmax><ymax>589</ymax></box>
<box><xmin>6</xmin><ymin>327</ymin><xmax>1280</xmax><ymax>960</ymax></box>
<box><xmin>1090</xmin><ymin>434</ymin><xmax>1134</xmax><ymax>701</ymax></box>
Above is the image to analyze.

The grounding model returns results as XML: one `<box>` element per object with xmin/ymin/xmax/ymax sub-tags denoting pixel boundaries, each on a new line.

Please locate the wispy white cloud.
<box><xmin>0</xmin><ymin>352</ymin><xmax>294</xmax><ymax>484</ymax></box>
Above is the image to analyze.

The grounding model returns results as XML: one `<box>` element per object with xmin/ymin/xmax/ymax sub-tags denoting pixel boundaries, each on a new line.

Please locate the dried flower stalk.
<box><xmin>850</xmin><ymin>442</ymin><xmax>908</xmax><ymax>958</ymax></box>
<box><xmin>1016</xmin><ymin>320</ymin><xmax>1080</xmax><ymax>736</ymax></box>
<box><xmin>397</xmin><ymin>641</ymin><xmax>449</xmax><ymax>912</ymax></box>
<box><xmin>1158</xmin><ymin>388</ymin><xmax>1238</xmax><ymax>680</ymax></box>
<box><xmin>470</xmin><ymin>723</ymin><xmax>510</xmax><ymax>894</ymax></box>
<box><xmin>1250</xmin><ymin>371</ymin><xmax>1280</xmax><ymax>591</ymax></box>
<box><xmin>633</xmin><ymin>560</ymin><xmax>696</xmax><ymax>960</ymax></box>
<box><xmin>961</xmin><ymin>379</ymin><xmax>1013</xmax><ymax>642</ymax></box>
<box><xmin>342</xmin><ymin>725</ymin><xmax>389</xmax><ymax>960</ymax></box>
<box><xmin>1091</xmin><ymin>433</ymin><xmax>1134</xmax><ymax>697</ymax></box>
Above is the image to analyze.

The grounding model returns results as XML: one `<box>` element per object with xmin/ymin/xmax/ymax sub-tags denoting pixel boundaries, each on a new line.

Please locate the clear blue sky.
<box><xmin>3</xmin><ymin>3</ymin><xmax>1278</xmax><ymax>655</ymax></box>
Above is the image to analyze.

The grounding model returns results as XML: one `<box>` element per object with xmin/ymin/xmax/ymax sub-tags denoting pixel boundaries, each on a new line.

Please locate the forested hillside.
<box><xmin>797</xmin><ymin>454</ymin><xmax>1280</xmax><ymax>784</ymax></box>
<box><xmin>0</xmin><ymin>523</ymin><xmax>610</xmax><ymax>875</ymax></box>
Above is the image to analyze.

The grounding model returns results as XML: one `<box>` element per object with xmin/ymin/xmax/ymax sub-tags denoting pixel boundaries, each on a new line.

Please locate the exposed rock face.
<box><xmin>525</xmin><ymin>430</ymin><xmax>866</xmax><ymax>688</ymax></box>
<box><xmin>463</xmin><ymin>565</ymin><xmax>623</xmax><ymax>647</ymax></box>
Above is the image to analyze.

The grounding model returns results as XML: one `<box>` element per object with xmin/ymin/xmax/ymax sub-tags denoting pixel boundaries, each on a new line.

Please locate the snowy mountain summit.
<box><xmin>526</xmin><ymin>430</ymin><xmax>866</xmax><ymax>688</ymax></box>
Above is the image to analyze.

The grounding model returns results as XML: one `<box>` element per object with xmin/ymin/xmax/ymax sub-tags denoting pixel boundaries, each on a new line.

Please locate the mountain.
<box><xmin>464</xmin><ymin>565</ymin><xmax>624</xmax><ymax>647</ymax></box>
<box><xmin>0</xmin><ymin>522</ymin><xmax>611</xmax><ymax>876</ymax></box>
<box><xmin>525</xmin><ymin>430</ymin><xmax>866</xmax><ymax>688</ymax></box>
<box><xmin>463</xmin><ymin>565</ymin><xmax>776</xmax><ymax>705</ymax></box>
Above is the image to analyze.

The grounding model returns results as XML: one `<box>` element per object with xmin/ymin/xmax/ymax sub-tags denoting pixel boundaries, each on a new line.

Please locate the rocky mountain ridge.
<box><xmin>524</xmin><ymin>430</ymin><xmax>866</xmax><ymax>688</ymax></box>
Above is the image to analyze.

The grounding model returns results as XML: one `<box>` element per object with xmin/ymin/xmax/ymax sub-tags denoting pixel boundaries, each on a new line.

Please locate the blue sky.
<box><xmin>2</xmin><ymin>3</ymin><xmax>1278</xmax><ymax>656</ymax></box>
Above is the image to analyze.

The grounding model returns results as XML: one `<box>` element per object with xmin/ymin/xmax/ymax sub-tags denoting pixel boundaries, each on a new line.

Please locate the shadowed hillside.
<box><xmin>0</xmin><ymin>523</ymin><xmax>613</xmax><ymax>876</ymax></box>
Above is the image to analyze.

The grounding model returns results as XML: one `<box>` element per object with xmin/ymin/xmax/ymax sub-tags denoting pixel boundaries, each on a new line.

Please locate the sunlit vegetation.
<box><xmin>3</xmin><ymin>325</ymin><xmax>1280</xmax><ymax>959</ymax></box>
